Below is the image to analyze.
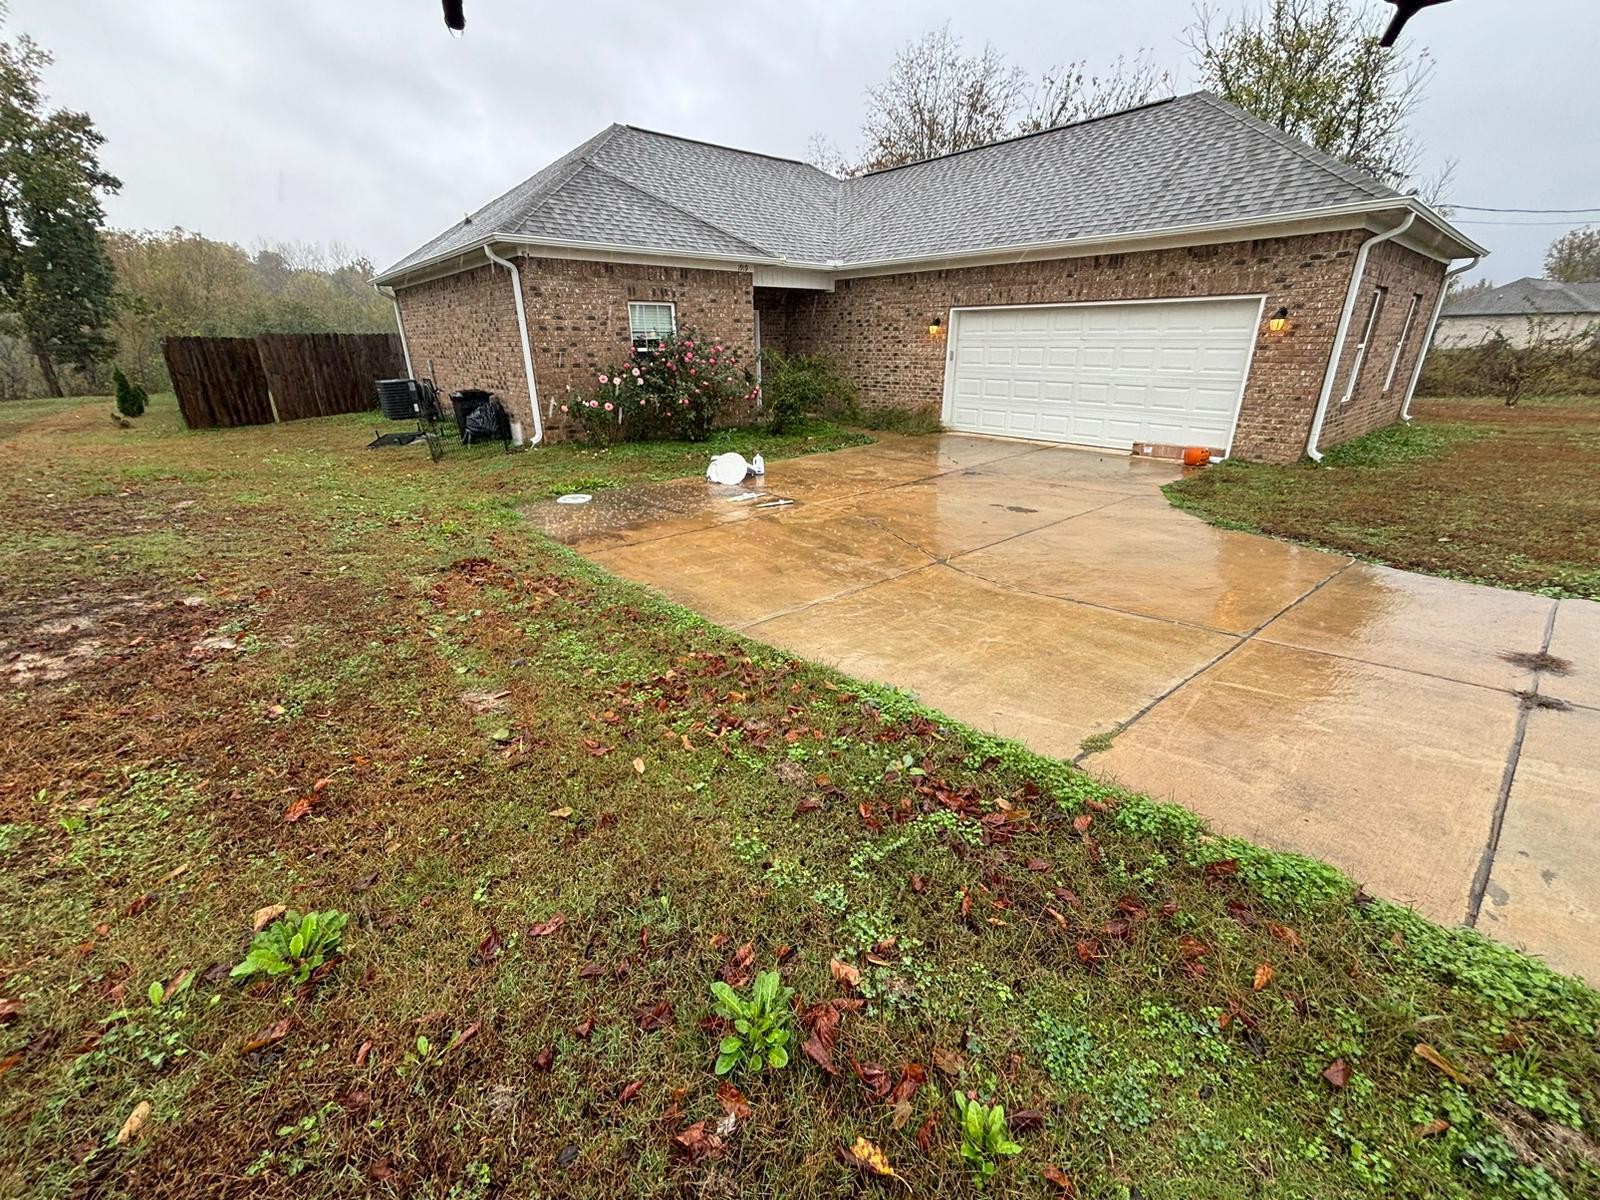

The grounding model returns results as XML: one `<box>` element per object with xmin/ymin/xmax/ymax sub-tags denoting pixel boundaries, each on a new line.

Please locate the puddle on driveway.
<box><xmin>524</xmin><ymin>478</ymin><xmax>796</xmax><ymax>548</ymax></box>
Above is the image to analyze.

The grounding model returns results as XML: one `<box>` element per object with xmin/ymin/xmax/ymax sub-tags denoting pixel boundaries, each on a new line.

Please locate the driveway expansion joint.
<box><xmin>1464</xmin><ymin>599</ymin><xmax>1562</xmax><ymax>928</ymax></box>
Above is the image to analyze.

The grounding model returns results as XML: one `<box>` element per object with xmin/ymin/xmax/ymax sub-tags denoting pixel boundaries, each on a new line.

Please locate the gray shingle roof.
<box><xmin>1442</xmin><ymin>276</ymin><xmax>1600</xmax><ymax>316</ymax></box>
<box><xmin>377</xmin><ymin>92</ymin><xmax>1416</xmax><ymax>281</ymax></box>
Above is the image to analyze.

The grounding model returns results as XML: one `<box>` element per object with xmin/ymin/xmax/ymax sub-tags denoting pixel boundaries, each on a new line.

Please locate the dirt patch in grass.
<box><xmin>1166</xmin><ymin>397</ymin><xmax>1600</xmax><ymax>598</ymax></box>
<box><xmin>2</xmin><ymin>395</ymin><xmax>1598</xmax><ymax>1200</ymax></box>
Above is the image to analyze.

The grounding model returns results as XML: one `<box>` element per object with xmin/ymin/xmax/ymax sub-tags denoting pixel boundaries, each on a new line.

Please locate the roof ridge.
<box><xmin>1188</xmin><ymin>91</ymin><xmax>1396</xmax><ymax>202</ymax></box>
<box><xmin>580</xmin><ymin>158</ymin><xmax>775</xmax><ymax>258</ymax></box>
<box><xmin>617</xmin><ymin>124</ymin><xmax>834</xmax><ymax>175</ymax></box>
<box><xmin>513</xmin><ymin>123</ymin><xmax>628</xmax><ymax>229</ymax></box>
<box><xmin>851</xmin><ymin>94</ymin><xmax>1183</xmax><ymax>179</ymax></box>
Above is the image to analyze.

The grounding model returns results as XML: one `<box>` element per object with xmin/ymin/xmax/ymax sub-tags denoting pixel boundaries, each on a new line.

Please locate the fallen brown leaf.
<box><xmin>673</xmin><ymin>1120</ymin><xmax>726</xmax><ymax>1162</ymax></box>
<box><xmin>1413</xmin><ymin>1042</ymin><xmax>1466</xmax><ymax>1083</ymax></box>
<box><xmin>1322</xmin><ymin>1058</ymin><xmax>1351</xmax><ymax>1089</ymax></box>
<box><xmin>116</xmin><ymin>1100</ymin><xmax>152</xmax><ymax>1146</ymax></box>
<box><xmin>251</xmin><ymin>904</ymin><xmax>287</xmax><ymax>933</ymax></box>
<box><xmin>720</xmin><ymin>941</ymin><xmax>755</xmax><ymax>988</ymax></box>
<box><xmin>617</xmin><ymin>1080</ymin><xmax>643</xmax><ymax>1104</ymax></box>
<box><xmin>635</xmin><ymin>1000</ymin><xmax>673</xmax><ymax>1032</ymax></box>
<box><xmin>932</xmin><ymin>1045</ymin><xmax>965</xmax><ymax>1076</ymax></box>
<box><xmin>241</xmin><ymin>1018</ymin><xmax>292</xmax><ymax>1055</ymax></box>
<box><xmin>838</xmin><ymin>1136</ymin><xmax>902</xmax><ymax>1183</ymax></box>
<box><xmin>532</xmin><ymin>1043</ymin><xmax>555</xmax><ymax>1071</ymax></box>
<box><xmin>1042</xmin><ymin>1164</ymin><xmax>1076</xmax><ymax>1194</ymax></box>
<box><xmin>283</xmin><ymin>794</ymin><xmax>314</xmax><ymax>823</ymax></box>
<box><xmin>716</xmin><ymin>1080</ymin><xmax>752</xmax><ymax>1121</ymax></box>
<box><xmin>1266</xmin><ymin>921</ymin><xmax>1305</xmax><ymax>951</ymax></box>
<box><xmin>801</xmin><ymin>1002</ymin><xmax>842</xmax><ymax>1074</ymax></box>
<box><xmin>1253</xmin><ymin>962</ymin><xmax>1275</xmax><ymax>992</ymax></box>
<box><xmin>851</xmin><ymin>1056</ymin><xmax>892</xmax><ymax>1099</ymax></box>
<box><xmin>1414</xmin><ymin>1118</ymin><xmax>1451</xmax><ymax>1139</ymax></box>
<box><xmin>829</xmin><ymin>958</ymin><xmax>862</xmax><ymax>989</ymax></box>
<box><xmin>472</xmin><ymin>928</ymin><xmax>503</xmax><ymax>967</ymax></box>
<box><xmin>526</xmin><ymin>913</ymin><xmax>566</xmax><ymax>937</ymax></box>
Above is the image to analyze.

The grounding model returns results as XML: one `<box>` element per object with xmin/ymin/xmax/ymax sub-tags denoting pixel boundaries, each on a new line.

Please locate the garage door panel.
<box><xmin>948</xmin><ymin>300</ymin><xmax>1257</xmax><ymax>452</ymax></box>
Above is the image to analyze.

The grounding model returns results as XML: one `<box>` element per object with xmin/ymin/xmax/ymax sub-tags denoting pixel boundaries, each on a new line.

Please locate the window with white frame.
<box><xmin>629</xmin><ymin>302</ymin><xmax>675</xmax><ymax>350</ymax></box>
<box><xmin>1342</xmin><ymin>287</ymin><xmax>1386</xmax><ymax>402</ymax></box>
<box><xmin>1383</xmin><ymin>293</ymin><xmax>1422</xmax><ymax>392</ymax></box>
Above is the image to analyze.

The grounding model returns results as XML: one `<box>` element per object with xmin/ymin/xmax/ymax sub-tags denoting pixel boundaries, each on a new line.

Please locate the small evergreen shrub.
<box><xmin>113</xmin><ymin>368</ymin><xmax>148</xmax><ymax>418</ymax></box>
<box><xmin>759</xmin><ymin>349</ymin><xmax>859</xmax><ymax>432</ymax></box>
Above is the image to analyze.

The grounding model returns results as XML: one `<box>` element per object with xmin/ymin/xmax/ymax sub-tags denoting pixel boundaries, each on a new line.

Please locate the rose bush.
<box><xmin>561</xmin><ymin>328</ymin><xmax>757</xmax><ymax>444</ymax></box>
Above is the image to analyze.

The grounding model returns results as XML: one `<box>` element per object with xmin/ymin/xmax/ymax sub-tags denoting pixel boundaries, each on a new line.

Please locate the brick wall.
<box><xmin>392</xmin><ymin>262</ymin><xmax>529</xmax><ymax>427</ymax></box>
<box><xmin>757</xmin><ymin>231</ymin><xmax>1444</xmax><ymax>462</ymax></box>
<box><xmin>1316</xmin><ymin>240</ymin><xmax>1449</xmax><ymax>451</ymax></box>
<box><xmin>519</xmin><ymin>257</ymin><xmax>756</xmax><ymax>439</ymax></box>
<box><xmin>395</xmin><ymin>256</ymin><xmax>756</xmax><ymax>442</ymax></box>
<box><xmin>399</xmin><ymin>234</ymin><xmax>1444</xmax><ymax>460</ymax></box>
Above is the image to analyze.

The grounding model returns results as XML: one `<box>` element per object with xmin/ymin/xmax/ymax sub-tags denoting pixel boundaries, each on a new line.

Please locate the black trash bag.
<box><xmin>463</xmin><ymin>395</ymin><xmax>509</xmax><ymax>444</ymax></box>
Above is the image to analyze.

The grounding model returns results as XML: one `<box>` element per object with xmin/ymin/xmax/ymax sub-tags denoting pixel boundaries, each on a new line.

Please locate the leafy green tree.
<box><xmin>1544</xmin><ymin>227</ymin><xmax>1600</xmax><ymax>283</ymax></box>
<box><xmin>0</xmin><ymin>27</ymin><xmax>120</xmax><ymax>395</ymax></box>
<box><xmin>1185</xmin><ymin>0</ymin><xmax>1435</xmax><ymax>190</ymax></box>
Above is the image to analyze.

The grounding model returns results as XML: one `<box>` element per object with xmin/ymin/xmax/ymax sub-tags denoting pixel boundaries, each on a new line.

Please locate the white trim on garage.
<box><xmin>939</xmin><ymin>295</ymin><xmax>1267</xmax><ymax>457</ymax></box>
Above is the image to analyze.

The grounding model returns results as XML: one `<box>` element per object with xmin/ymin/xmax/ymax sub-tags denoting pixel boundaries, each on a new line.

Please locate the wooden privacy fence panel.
<box><xmin>163</xmin><ymin>332</ymin><xmax>406</xmax><ymax>429</ymax></box>
<box><xmin>257</xmin><ymin>333</ymin><xmax>406</xmax><ymax>421</ymax></box>
<box><xmin>163</xmin><ymin>337</ymin><xmax>274</xmax><ymax>429</ymax></box>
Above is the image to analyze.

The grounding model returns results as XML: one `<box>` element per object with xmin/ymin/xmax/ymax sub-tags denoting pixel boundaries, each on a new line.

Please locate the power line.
<box><xmin>1451</xmin><ymin>205</ymin><xmax>1600</xmax><ymax>214</ymax></box>
<box><xmin>1454</xmin><ymin>218</ymin><xmax>1600</xmax><ymax>227</ymax></box>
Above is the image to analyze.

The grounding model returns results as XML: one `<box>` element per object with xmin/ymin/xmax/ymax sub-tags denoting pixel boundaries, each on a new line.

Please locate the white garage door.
<box><xmin>945</xmin><ymin>299</ymin><xmax>1262</xmax><ymax>452</ymax></box>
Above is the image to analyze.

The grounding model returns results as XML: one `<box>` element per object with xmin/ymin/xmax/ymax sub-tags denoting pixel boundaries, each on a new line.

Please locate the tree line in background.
<box><xmin>102</xmin><ymin>232</ymin><xmax>394</xmax><ymax>395</ymax></box>
<box><xmin>0</xmin><ymin>12</ymin><xmax>392</xmax><ymax>403</ymax></box>
<box><xmin>812</xmin><ymin>0</ymin><xmax>1445</xmax><ymax>197</ymax></box>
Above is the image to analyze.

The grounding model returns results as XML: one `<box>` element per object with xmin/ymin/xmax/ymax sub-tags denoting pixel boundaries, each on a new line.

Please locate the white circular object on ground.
<box><xmin>555</xmin><ymin>493</ymin><xmax>592</xmax><ymax>505</ymax></box>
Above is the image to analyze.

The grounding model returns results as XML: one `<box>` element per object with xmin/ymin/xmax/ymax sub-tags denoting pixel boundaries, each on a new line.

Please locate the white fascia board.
<box><xmin>832</xmin><ymin>199</ymin><xmax>1484</xmax><ymax>281</ymax></box>
<box><xmin>373</xmin><ymin>197</ymin><xmax>1485</xmax><ymax>291</ymax></box>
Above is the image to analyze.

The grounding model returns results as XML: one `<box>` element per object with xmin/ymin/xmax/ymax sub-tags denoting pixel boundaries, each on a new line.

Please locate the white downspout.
<box><xmin>374</xmin><ymin>285</ymin><xmax>415</xmax><ymax>377</ymax></box>
<box><xmin>1304</xmin><ymin>211</ymin><xmax>1417</xmax><ymax>462</ymax></box>
<box><xmin>484</xmin><ymin>244</ymin><xmax>544</xmax><ymax>447</ymax></box>
<box><xmin>1400</xmin><ymin>254</ymin><xmax>1480</xmax><ymax>422</ymax></box>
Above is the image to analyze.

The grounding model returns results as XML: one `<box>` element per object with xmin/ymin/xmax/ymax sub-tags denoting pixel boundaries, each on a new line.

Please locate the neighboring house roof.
<box><xmin>1441</xmin><ymin>276</ymin><xmax>1600</xmax><ymax>317</ymax></box>
<box><xmin>375</xmin><ymin>92</ymin><xmax>1478</xmax><ymax>284</ymax></box>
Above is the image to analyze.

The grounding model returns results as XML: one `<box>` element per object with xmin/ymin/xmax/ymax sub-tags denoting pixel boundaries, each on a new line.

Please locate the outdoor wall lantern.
<box><xmin>928</xmin><ymin>316</ymin><xmax>945</xmax><ymax>340</ymax></box>
<box><xmin>1267</xmin><ymin>307</ymin><xmax>1290</xmax><ymax>334</ymax></box>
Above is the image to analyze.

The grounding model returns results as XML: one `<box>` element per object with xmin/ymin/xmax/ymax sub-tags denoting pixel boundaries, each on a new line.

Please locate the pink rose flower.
<box><xmin>560</xmin><ymin>403</ymin><xmax>569</xmax><ymax>413</ymax></box>
<box><xmin>604</xmin><ymin>402</ymin><xmax>613</xmax><ymax>412</ymax></box>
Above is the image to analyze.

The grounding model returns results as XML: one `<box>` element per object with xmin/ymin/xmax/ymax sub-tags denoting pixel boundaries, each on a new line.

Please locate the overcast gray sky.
<box><xmin>10</xmin><ymin>1</ymin><xmax>1594</xmax><ymax>284</ymax></box>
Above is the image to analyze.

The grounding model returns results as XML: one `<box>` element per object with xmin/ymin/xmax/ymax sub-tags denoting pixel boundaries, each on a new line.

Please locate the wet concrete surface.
<box><xmin>1479</xmin><ymin>705</ymin><xmax>1600</xmax><ymax>982</ymax></box>
<box><xmin>525</xmin><ymin>433</ymin><xmax>1600</xmax><ymax>981</ymax></box>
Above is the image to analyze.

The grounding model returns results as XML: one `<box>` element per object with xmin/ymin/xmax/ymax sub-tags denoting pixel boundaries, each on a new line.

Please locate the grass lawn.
<box><xmin>1165</xmin><ymin>395</ymin><xmax>1600</xmax><ymax>599</ymax></box>
<box><xmin>2</xmin><ymin>394</ymin><xmax>1598</xmax><ymax>1199</ymax></box>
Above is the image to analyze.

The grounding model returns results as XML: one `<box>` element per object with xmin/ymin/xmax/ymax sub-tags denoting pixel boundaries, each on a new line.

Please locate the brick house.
<box><xmin>373</xmin><ymin>93</ymin><xmax>1482</xmax><ymax>463</ymax></box>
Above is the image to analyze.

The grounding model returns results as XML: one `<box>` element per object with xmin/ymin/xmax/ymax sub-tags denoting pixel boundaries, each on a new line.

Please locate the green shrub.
<box><xmin>709</xmin><ymin>969</ymin><xmax>794</xmax><ymax>1074</ymax></box>
<box><xmin>113</xmin><ymin>368</ymin><xmax>148</xmax><ymax>418</ymax></box>
<box><xmin>759</xmin><ymin>349</ymin><xmax>859</xmax><ymax>432</ymax></box>
<box><xmin>231</xmin><ymin>909</ymin><xmax>348</xmax><ymax>985</ymax></box>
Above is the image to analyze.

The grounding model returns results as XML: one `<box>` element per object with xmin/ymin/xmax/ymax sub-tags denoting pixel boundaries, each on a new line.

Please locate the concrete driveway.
<box><xmin>527</xmin><ymin>434</ymin><xmax>1600</xmax><ymax>981</ymax></box>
